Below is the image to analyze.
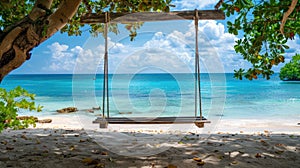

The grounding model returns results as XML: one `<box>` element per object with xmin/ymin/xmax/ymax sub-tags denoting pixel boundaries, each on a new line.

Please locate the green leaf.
<box><xmin>0</xmin><ymin>87</ymin><xmax>43</xmax><ymax>133</ymax></box>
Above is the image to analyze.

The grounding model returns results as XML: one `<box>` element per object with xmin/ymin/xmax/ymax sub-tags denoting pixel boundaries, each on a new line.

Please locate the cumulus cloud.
<box><xmin>47</xmin><ymin>42</ymin><xmax>76</xmax><ymax>72</ymax></box>
<box><xmin>46</xmin><ymin>39</ymin><xmax>127</xmax><ymax>73</ymax></box>
<box><xmin>109</xmin><ymin>20</ymin><xmax>250</xmax><ymax>74</ymax></box>
<box><xmin>47</xmin><ymin>20</ymin><xmax>262</xmax><ymax>74</ymax></box>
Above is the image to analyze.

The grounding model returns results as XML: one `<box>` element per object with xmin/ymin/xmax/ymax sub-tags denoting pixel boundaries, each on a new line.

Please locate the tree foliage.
<box><xmin>0</xmin><ymin>0</ymin><xmax>173</xmax><ymax>38</ymax></box>
<box><xmin>222</xmin><ymin>0</ymin><xmax>300</xmax><ymax>80</ymax></box>
<box><xmin>0</xmin><ymin>86</ymin><xmax>42</xmax><ymax>132</ymax></box>
<box><xmin>279</xmin><ymin>54</ymin><xmax>300</xmax><ymax>81</ymax></box>
<box><xmin>0</xmin><ymin>0</ymin><xmax>173</xmax><ymax>81</ymax></box>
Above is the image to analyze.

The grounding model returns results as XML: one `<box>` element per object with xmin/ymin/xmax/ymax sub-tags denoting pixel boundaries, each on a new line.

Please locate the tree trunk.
<box><xmin>0</xmin><ymin>0</ymin><xmax>82</xmax><ymax>82</ymax></box>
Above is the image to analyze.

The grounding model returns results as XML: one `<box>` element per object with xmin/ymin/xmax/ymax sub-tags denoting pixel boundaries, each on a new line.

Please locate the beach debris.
<box><xmin>260</xmin><ymin>140</ymin><xmax>269</xmax><ymax>146</ymax></box>
<box><xmin>118</xmin><ymin>112</ymin><xmax>132</xmax><ymax>114</ymax></box>
<box><xmin>6</xmin><ymin>146</ymin><xmax>14</xmax><ymax>150</ymax></box>
<box><xmin>95</xmin><ymin>163</ymin><xmax>105</xmax><ymax>168</ymax></box>
<box><xmin>21</xmin><ymin>134</ymin><xmax>28</xmax><ymax>140</ymax></box>
<box><xmin>91</xmin><ymin>149</ymin><xmax>101</xmax><ymax>154</ymax></box>
<box><xmin>255</xmin><ymin>153</ymin><xmax>262</xmax><ymax>158</ymax></box>
<box><xmin>231</xmin><ymin>161</ymin><xmax>238</xmax><ymax>165</ymax></box>
<box><xmin>275</xmin><ymin>150</ymin><xmax>284</xmax><ymax>154</ymax></box>
<box><xmin>92</xmin><ymin>106</ymin><xmax>101</xmax><ymax>110</ymax></box>
<box><xmin>86</xmin><ymin>109</ymin><xmax>94</xmax><ymax>113</ymax></box>
<box><xmin>38</xmin><ymin>119</ymin><xmax>52</xmax><ymax>123</ymax></box>
<box><xmin>16</xmin><ymin>116</ymin><xmax>38</xmax><ymax>122</ymax></box>
<box><xmin>196</xmin><ymin>161</ymin><xmax>205</xmax><ymax>166</ymax></box>
<box><xmin>1</xmin><ymin>140</ymin><xmax>8</xmax><ymax>145</ymax></box>
<box><xmin>82</xmin><ymin>158</ymin><xmax>103</xmax><ymax>166</ymax></box>
<box><xmin>69</xmin><ymin>145</ymin><xmax>75</xmax><ymax>151</ymax></box>
<box><xmin>178</xmin><ymin>141</ymin><xmax>184</xmax><ymax>144</ymax></box>
<box><xmin>193</xmin><ymin>157</ymin><xmax>202</xmax><ymax>162</ymax></box>
<box><xmin>56</xmin><ymin>107</ymin><xmax>78</xmax><ymax>113</ymax></box>
<box><xmin>166</xmin><ymin>164</ymin><xmax>177</xmax><ymax>168</ymax></box>
<box><xmin>101</xmin><ymin>151</ymin><xmax>108</xmax><ymax>155</ymax></box>
<box><xmin>206</xmin><ymin>141</ymin><xmax>213</xmax><ymax>145</ymax></box>
<box><xmin>188</xmin><ymin>132</ymin><xmax>196</xmax><ymax>135</ymax></box>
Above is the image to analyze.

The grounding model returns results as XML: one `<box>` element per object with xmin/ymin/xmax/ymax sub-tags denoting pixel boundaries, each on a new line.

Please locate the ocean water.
<box><xmin>1</xmin><ymin>73</ymin><xmax>299</xmax><ymax>120</ymax></box>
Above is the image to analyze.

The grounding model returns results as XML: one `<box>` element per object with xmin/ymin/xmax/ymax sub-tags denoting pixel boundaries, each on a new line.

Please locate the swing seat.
<box><xmin>93</xmin><ymin>116</ymin><xmax>210</xmax><ymax>128</ymax></box>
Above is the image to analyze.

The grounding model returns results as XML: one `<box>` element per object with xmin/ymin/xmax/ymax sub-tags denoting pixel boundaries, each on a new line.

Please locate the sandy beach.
<box><xmin>0</xmin><ymin>115</ymin><xmax>299</xmax><ymax>168</ymax></box>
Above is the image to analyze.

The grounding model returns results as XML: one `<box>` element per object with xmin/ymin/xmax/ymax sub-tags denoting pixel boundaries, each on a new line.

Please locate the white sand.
<box><xmin>0</xmin><ymin>114</ymin><xmax>299</xmax><ymax>168</ymax></box>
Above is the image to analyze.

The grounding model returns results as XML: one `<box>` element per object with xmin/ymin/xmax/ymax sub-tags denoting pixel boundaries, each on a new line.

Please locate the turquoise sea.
<box><xmin>1</xmin><ymin>73</ymin><xmax>300</xmax><ymax>120</ymax></box>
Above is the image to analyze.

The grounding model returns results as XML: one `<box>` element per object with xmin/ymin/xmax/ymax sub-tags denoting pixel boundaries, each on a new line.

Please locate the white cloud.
<box><xmin>46</xmin><ymin>19</ymin><xmax>260</xmax><ymax>74</ymax></box>
<box><xmin>46</xmin><ymin>39</ymin><xmax>127</xmax><ymax>73</ymax></box>
<box><xmin>110</xmin><ymin>20</ymin><xmax>248</xmax><ymax>74</ymax></box>
<box><xmin>47</xmin><ymin>42</ymin><xmax>75</xmax><ymax>71</ymax></box>
<box><xmin>173</xmin><ymin>0</ymin><xmax>219</xmax><ymax>10</ymax></box>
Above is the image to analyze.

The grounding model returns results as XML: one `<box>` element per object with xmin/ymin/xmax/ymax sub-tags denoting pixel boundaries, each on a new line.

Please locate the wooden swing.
<box><xmin>81</xmin><ymin>9</ymin><xmax>225</xmax><ymax>128</ymax></box>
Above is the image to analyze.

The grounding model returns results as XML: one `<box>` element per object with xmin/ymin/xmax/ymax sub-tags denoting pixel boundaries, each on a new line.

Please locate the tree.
<box><xmin>0</xmin><ymin>86</ymin><xmax>42</xmax><ymax>132</ymax></box>
<box><xmin>279</xmin><ymin>54</ymin><xmax>300</xmax><ymax>81</ymax></box>
<box><xmin>221</xmin><ymin>0</ymin><xmax>300</xmax><ymax>80</ymax></box>
<box><xmin>0</xmin><ymin>0</ymin><xmax>173</xmax><ymax>81</ymax></box>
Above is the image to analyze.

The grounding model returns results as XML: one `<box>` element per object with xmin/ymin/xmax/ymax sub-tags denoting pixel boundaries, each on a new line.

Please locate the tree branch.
<box><xmin>215</xmin><ymin>0</ymin><xmax>224</xmax><ymax>10</ymax></box>
<box><xmin>42</xmin><ymin>0</ymin><xmax>82</xmax><ymax>42</ymax></box>
<box><xmin>280</xmin><ymin>0</ymin><xmax>298</xmax><ymax>35</ymax></box>
<box><xmin>29</xmin><ymin>0</ymin><xmax>53</xmax><ymax>21</ymax></box>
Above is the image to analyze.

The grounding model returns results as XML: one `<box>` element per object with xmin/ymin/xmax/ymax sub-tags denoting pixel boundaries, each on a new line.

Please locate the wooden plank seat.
<box><xmin>93</xmin><ymin>116</ymin><xmax>210</xmax><ymax>128</ymax></box>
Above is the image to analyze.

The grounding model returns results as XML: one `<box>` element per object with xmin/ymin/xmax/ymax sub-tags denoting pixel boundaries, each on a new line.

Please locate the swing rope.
<box><xmin>194</xmin><ymin>9</ymin><xmax>203</xmax><ymax>120</ymax></box>
<box><xmin>102</xmin><ymin>12</ymin><xmax>110</xmax><ymax>119</ymax></box>
<box><xmin>101</xmin><ymin>10</ymin><xmax>204</xmax><ymax>124</ymax></box>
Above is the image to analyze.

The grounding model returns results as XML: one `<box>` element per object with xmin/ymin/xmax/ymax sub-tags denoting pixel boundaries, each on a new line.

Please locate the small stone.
<box><xmin>275</xmin><ymin>150</ymin><xmax>284</xmax><ymax>154</ymax></box>
<box><xmin>197</xmin><ymin>161</ymin><xmax>205</xmax><ymax>166</ymax></box>
<box><xmin>101</xmin><ymin>151</ymin><xmax>108</xmax><ymax>155</ymax></box>
<box><xmin>193</xmin><ymin>157</ymin><xmax>202</xmax><ymax>162</ymax></box>
<box><xmin>21</xmin><ymin>134</ymin><xmax>27</xmax><ymax>140</ymax></box>
<box><xmin>232</xmin><ymin>161</ymin><xmax>238</xmax><ymax>164</ymax></box>
<box><xmin>91</xmin><ymin>150</ymin><xmax>100</xmax><ymax>154</ymax></box>
<box><xmin>1</xmin><ymin>140</ymin><xmax>8</xmax><ymax>145</ymax></box>
<box><xmin>54</xmin><ymin>152</ymin><xmax>62</xmax><ymax>155</ymax></box>
<box><xmin>56</xmin><ymin>107</ymin><xmax>78</xmax><ymax>113</ymax></box>
<box><xmin>95</xmin><ymin>163</ymin><xmax>105</xmax><ymax>168</ymax></box>
<box><xmin>38</xmin><ymin>119</ymin><xmax>52</xmax><ymax>123</ymax></box>
<box><xmin>6</xmin><ymin>146</ymin><xmax>14</xmax><ymax>150</ymax></box>
<box><xmin>255</xmin><ymin>153</ymin><xmax>262</xmax><ymax>158</ymax></box>
<box><xmin>191</xmin><ymin>151</ymin><xmax>199</xmax><ymax>155</ymax></box>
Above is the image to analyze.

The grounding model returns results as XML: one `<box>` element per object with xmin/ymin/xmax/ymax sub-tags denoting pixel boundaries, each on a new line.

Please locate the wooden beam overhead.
<box><xmin>80</xmin><ymin>10</ymin><xmax>225</xmax><ymax>24</ymax></box>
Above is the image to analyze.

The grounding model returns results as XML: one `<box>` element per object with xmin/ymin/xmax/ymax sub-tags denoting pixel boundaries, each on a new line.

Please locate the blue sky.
<box><xmin>12</xmin><ymin>0</ymin><xmax>300</xmax><ymax>74</ymax></box>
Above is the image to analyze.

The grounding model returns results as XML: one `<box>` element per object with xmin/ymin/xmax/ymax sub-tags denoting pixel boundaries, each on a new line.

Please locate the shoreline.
<box><xmin>33</xmin><ymin>114</ymin><xmax>300</xmax><ymax>134</ymax></box>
